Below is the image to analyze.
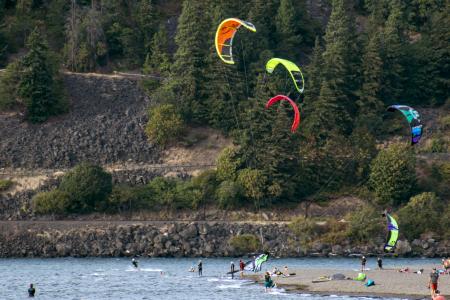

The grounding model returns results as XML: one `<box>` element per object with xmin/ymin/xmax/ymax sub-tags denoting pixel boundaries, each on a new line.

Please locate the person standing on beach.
<box><xmin>429</xmin><ymin>268</ymin><xmax>439</xmax><ymax>298</ymax></box>
<box><xmin>198</xmin><ymin>260</ymin><xmax>203</xmax><ymax>277</ymax></box>
<box><xmin>361</xmin><ymin>256</ymin><xmax>367</xmax><ymax>271</ymax></box>
<box><xmin>230</xmin><ymin>261</ymin><xmax>235</xmax><ymax>279</ymax></box>
<box><xmin>239</xmin><ymin>259</ymin><xmax>245</xmax><ymax>277</ymax></box>
<box><xmin>377</xmin><ymin>257</ymin><xmax>383</xmax><ymax>269</ymax></box>
<box><xmin>251</xmin><ymin>256</ymin><xmax>256</xmax><ymax>272</ymax></box>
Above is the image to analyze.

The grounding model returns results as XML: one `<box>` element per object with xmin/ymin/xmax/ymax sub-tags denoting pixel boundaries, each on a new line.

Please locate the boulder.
<box><xmin>395</xmin><ymin>240</ymin><xmax>412</xmax><ymax>255</ymax></box>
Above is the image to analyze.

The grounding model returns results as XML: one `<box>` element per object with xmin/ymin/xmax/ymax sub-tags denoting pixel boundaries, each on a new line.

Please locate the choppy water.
<box><xmin>0</xmin><ymin>257</ymin><xmax>439</xmax><ymax>300</ymax></box>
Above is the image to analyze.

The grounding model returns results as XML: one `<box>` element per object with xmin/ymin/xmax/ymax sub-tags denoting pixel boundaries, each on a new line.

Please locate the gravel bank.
<box><xmin>246</xmin><ymin>265</ymin><xmax>450</xmax><ymax>299</ymax></box>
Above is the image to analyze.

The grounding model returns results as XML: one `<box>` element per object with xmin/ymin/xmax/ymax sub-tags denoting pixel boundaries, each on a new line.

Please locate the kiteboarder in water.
<box><xmin>28</xmin><ymin>284</ymin><xmax>35</xmax><ymax>297</ymax></box>
<box><xmin>264</xmin><ymin>272</ymin><xmax>274</xmax><ymax>292</ymax></box>
<box><xmin>132</xmin><ymin>256</ymin><xmax>139</xmax><ymax>268</ymax></box>
<box><xmin>198</xmin><ymin>260</ymin><xmax>203</xmax><ymax>276</ymax></box>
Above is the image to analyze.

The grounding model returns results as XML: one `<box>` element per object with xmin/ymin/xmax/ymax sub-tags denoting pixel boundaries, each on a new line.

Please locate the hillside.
<box><xmin>0</xmin><ymin>0</ymin><xmax>449</xmax><ymax>254</ymax></box>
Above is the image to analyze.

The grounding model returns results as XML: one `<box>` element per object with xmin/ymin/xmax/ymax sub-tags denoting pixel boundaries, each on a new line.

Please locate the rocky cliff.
<box><xmin>0</xmin><ymin>221</ymin><xmax>448</xmax><ymax>258</ymax></box>
<box><xmin>0</xmin><ymin>72</ymin><xmax>158</xmax><ymax>169</ymax></box>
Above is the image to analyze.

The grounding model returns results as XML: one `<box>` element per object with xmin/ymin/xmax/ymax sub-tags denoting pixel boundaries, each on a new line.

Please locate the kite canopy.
<box><xmin>215</xmin><ymin>18</ymin><xmax>256</xmax><ymax>64</ymax></box>
<box><xmin>254</xmin><ymin>254</ymin><xmax>269</xmax><ymax>272</ymax></box>
<box><xmin>387</xmin><ymin>105</ymin><xmax>423</xmax><ymax>145</ymax></box>
<box><xmin>266</xmin><ymin>58</ymin><xmax>305</xmax><ymax>93</ymax></box>
<box><xmin>265</xmin><ymin>95</ymin><xmax>301</xmax><ymax>132</ymax></box>
<box><xmin>384</xmin><ymin>213</ymin><xmax>399</xmax><ymax>252</ymax></box>
<box><xmin>244</xmin><ymin>253</ymin><xmax>269</xmax><ymax>272</ymax></box>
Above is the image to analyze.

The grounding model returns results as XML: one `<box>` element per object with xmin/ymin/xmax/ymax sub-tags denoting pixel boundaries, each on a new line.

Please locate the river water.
<box><xmin>0</xmin><ymin>257</ymin><xmax>439</xmax><ymax>300</ymax></box>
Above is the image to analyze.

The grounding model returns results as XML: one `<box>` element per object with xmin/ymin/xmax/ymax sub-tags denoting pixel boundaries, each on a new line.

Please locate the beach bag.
<box><xmin>365</xmin><ymin>279</ymin><xmax>375</xmax><ymax>287</ymax></box>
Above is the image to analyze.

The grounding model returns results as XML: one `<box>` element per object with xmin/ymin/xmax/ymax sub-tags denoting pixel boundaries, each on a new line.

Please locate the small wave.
<box><xmin>267</xmin><ymin>288</ymin><xmax>287</xmax><ymax>295</ymax></box>
<box><xmin>207</xmin><ymin>278</ymin><xmax>219</xmax><ymax>282</ymax></box>
<box><xmin>217</xmin><ymin>284</ymin><xmax>243</xmax><ymax>289</ymax></box>
<box><xmin>139</xmin><ymin>268</ymin><xmax>163</xmax><ymax>272</ymax></box>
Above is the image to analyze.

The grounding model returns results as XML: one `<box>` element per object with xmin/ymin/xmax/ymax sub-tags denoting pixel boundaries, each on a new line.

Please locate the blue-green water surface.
<box><xmin>0</xmin><ymin>257</ymin><xmax>439</xmax><ymax>300</ymax></box>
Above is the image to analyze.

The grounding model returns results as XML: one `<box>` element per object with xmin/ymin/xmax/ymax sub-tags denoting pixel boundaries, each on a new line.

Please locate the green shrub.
<box><xmin>288</xmin><ymin>216</ymin><xmax>347</xmax><ymax>246</ymax></box>
<box><xmin>440</xmin><ymin>162</ymin><xmax>450</xmax><ymax>183</ymax></box>
<box><xmin>216</xmin><ymin>180</ymin><xmax>243</xmax><ymax>209</ymax></box>
<box><xmin>145</xmin><ymin>103</ymin><xmax>184</xmax><ymax>146</ymax></box>
<box><xmin>33</xmin><ymin>190</ymin><xmax>70</xmax><ymax>215</ymax></box>
<box><xmin>216</xmin><ymin>147</ymin><xmax>241</xmax><ymax>181</ymax></box>
<box><xmin>147</xmin><ymin>176</ymin><xmax>177</xmax><ymax>208</ymax></box>
<box><xmin>369</xmin><ymin>143</ymin><xmax>416</xmax><ymax>206</ymax></box>
<box><xmin>0</xmin><ymin>179</ymin><xmax>13</xmax><ymax>191</ymax></box>
<box><xmin>397</xmin><ymin>192</ymin><xmax>443</xmax><ymax>240</ymax></box>
<box><xmin>345</xmin><ymin>205</ymin><xmax>384</xmax><ymax>243</ymax></box>
<box><xmin>237</xmin><ymin>168</ymin><xmax>267</xmax><ymax>208</ymax></box>
<box><xmin>174</xmin><ymin>180</ymin><xmax>201</xmax><ymax>209</ymax></box>
<box><xmin>320</xmin><ymin>219</ymin><xmax>348</xmax><ymax>245</ymax></box>
<box><xmin>428</xmin><ymin>137</ymin><xmax>448</xmax><ymax>153</ymax></box>
<box><xmin>229</xmin><ymin>234</ymin><xmax>261</xmax><ymax>255</ymax></box>
<box><xmin>191</xmin><ymin>170</ymin><xmax>219</xmax><ymax>205</ymax></box>
<box><xmin>442</xmin><ymin>206</ymin><xmax>450</xmax><ymax>240</ymax></box>
<box><xmin>0</xmin><ymin>61</ymin><xmax>21</xmax><ymax>110</ymax></box>
<box><xmin>289</xmin><ymin>216</ymin><xmax>323</xmax><ymax>246</ymax></box>
<box><xmin>59</xmin><ymin>163</ymin><xmax>112</xmax><ymax>213</ymax></box>
<box><xmin>439</xmin><ymin>115</ymin><xmax>450</xmax><ymax>130</ymax></box>
<box><xmin>107</xmin><ymin>185</ymin><xmax>153</xmax><ymax>212</ymax></box>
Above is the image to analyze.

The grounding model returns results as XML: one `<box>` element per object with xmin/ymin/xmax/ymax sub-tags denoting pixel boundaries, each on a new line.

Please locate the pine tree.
<box><xmin>18</xmin><ymin>28</ymin><xmax>64</xmax><ymax>123</ymax></box>
<box><xmin>171</xmin><ymin>0</ymin><xmax>211</xmax><ymax>122</ymax></box>
<box><xmin>204</xmin><ymin>2</ymin><xmax>246</xmax><ymax>132</ymax></box>
<box><xmin>275</xmin><ymin>0</ymin><xmax>302</xmax><ymax>56</ymax></box>
<box><xmin>321</xmin><ymin>0</ymin><xmax>359</xmax><ymax>133</ymax></box>
<box><xmin>245</xmin><ymin>0</ymin><xmax>279</xmax><ymax>69</ymax></box>
<box><xmin>304</xmin><ymin>37</ymin><xmax>324</xmax><ymax>104</ymax></box>
<box><xmin>135</xmin><ymin>0</ymin><xmax>159</xmax><ymax>53</ymax></box>
<box><xmin>381</xmin><ymin>0</ymin><xmax>406</xmax><ymax>104</ymax></box>
<box><xmin>234</xmin><ymin>74</ymin><xmax>302</xmax><ymax>203</ymax></box>
<box><xmin>304</xmin><ymin>81</ymin><xmax>351</xmax><ymax>144</ymax></box>
<box><xmin>418</xmin><ymin>9</ymin><xmax>450</xmax><ymax>106</ymax></box>
<box><xmin>356</xmin><ymin>31</ymin><xmax>384</xmax><ymax>133</ymax></box>
<box><xmin>275</xmin><ymin>0</ymin><xmax>316</xmax><ymax>57</ymax></box>
<box><xmin>143</xmin><ymin>23</ymin><xmax>170</xmax><ymax>76</ymax></box>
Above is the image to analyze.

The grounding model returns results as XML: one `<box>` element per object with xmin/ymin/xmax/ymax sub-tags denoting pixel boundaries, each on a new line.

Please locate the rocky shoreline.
<box><xmin>0</xmin><ymin>221</ymin><xmax>448</xmax><ymax>258</ymax></box>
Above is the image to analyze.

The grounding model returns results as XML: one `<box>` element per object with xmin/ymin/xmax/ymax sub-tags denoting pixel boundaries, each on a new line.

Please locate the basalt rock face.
<box><xmin>0</xmin><ymin>73</ymin><xmax>159</xmax><ymax>169</ymax></box>
<box><xmin>0</xmin><ymin>222</ymin><xmax>448</xmax><ymax>258</ymax></box>
<box><xmin>0</xmin><ymin>222</ymin><xmax>300</xmax><ymax>258</ymax></box>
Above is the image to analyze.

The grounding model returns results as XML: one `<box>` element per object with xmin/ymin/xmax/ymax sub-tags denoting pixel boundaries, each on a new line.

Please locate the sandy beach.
<box><xmin>244</xmin><ymin>265</ymin><xmax>450</xmax><ymax>299</ymax></box>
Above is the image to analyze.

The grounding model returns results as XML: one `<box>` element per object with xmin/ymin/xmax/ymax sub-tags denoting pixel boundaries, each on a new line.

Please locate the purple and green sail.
<box><xmin>384</xmin><ymin>213</ymin><xmax>399</xmax><ymax>252</ymax></box>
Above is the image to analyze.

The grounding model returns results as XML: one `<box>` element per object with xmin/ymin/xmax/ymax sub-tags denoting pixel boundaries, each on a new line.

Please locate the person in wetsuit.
<box><xmin>264</xmin><ymin>272</ymin><xmax>273</xmax><ymax>292</ymax></box>
<box><xmin>230</xmin><ymin>261</ymin><xmax>235</xmax><ymax>279</ymax></box>
<box><xmin>361</xmin><ymin>256</ymin><xmax>367</xmax><ymax>271</ymax></box>
<box><xmin>132</xmin><ymin>256</ymin><xmax>139</xmax><ymax>268</ymax></box>
<box><xmin>28</xmin><ymin>284</ymin><xmax>35</xmax><ymax>297</ymax></box>
<box><xmin>377</xmin><ymin>257</ymin><xmax>383</xmax><ymax>269</ymax></box>
<box><xmin>198</xmin><ymin>260</ymin><xmax>203</xmax><ymax>276</ymax></box>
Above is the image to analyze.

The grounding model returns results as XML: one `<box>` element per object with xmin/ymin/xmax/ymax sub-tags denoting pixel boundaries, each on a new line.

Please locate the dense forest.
<box><xmin>0</xmin><ymin>0</ymin><xmax>449</xmax><ymax>242</ymax></box>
